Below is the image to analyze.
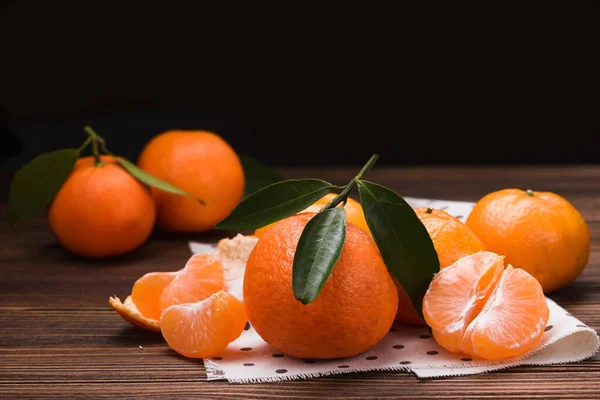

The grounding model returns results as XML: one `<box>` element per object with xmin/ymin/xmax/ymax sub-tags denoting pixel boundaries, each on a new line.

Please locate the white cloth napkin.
<box><xmin>189</xmin><ymin>198</ymin><xmax>599</xmax><ymax>382</ymax></box>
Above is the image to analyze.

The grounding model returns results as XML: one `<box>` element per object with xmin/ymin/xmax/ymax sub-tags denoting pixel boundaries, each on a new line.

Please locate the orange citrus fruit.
<box><xmin>109</xmin><ymin>295</ymin><xmax>160</xmax><ymax>332</ymax></box>
<box><xmin>423</xmin><ymin>251</ymin><xmax>549</xmax><ymax>361</ymax></box>
<box><xmin>138</xmin><ymin>130</ymin><xmax>245</xmax><ymax>233</ymax></box>
<box><xmin>131</xmin><ymin>254</ymin><xmax>225</xmax><ymax>320</ymax></box>
<box><xmin>48</xmin><ymin>155</ymin><xmax>156</xmax><ymax>258</ymax></box>
<box><xmin>466</xmin><ymin>189</ymin><xmax>590</xmax><ymax>293</ymax></box>
<box><xmin>254</xmin><ymin>193</ymin><xmax>370</xmax><ymax>237</ymax></box>
<box><xmin>244</xmin><ymin>212</ymin><xmax>398</xmax><ymax>359</ymax></box>
<box><xmin>395</xmin><ymin>207</ymin><xmax>487</xmax><ymax>326</ymax></box>
<box><xmin>160</xmin><ymin>291</ymin><xmax>247</xmax><ymax>359</ymax></box>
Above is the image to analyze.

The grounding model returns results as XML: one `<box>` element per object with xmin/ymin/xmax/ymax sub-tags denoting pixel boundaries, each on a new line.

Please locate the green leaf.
<box><xmin>8</xmin><ymin>149</ymin><xmax>79</xmax><ymax>225</ymax></box>
<box><xmin>239</xmin><ymin>155</ymin><xmax>282</xmax><ymax>198</ymax></box>
<box><xmin>216</xmin><ymin>179</ymin><xmax>333</xmax><ymax>230</ymax></box>
<box><xmin>357</xmin><ymin>179</ymin><xmax>439</xmax><ymax>319</ymax></box>
<box><xmin>293</xmin><ymin>208</ymin><xmax>347</xmax><ymax>304</ymax></box>
<box><xmin>116</xmin><ymin>158</ymin><xmax>204</xmax><ymax>204</ymax></box>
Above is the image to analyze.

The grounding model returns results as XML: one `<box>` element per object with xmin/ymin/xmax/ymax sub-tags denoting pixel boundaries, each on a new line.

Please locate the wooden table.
<box><xmin>1</xmin><ymin>166</ymin><xmax>599</xmax><ymax>399</ymax></box>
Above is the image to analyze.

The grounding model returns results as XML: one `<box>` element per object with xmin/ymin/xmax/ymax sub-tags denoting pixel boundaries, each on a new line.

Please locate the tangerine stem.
<box><xmin>526</xmin><ymin>189</ymin><xmax>534</xmax><ymax>196</ymax></box>
<box><xmin>83</xmin><ymin>126</ymin><xmax>105</xmax><ymax>166</ymax></box>
<box><xmin>77</xmin><ymin>136</ymin><xmax>92</xmax><ymax>154</ymax></box>
<box><xmin>320</xmin><ymin>154</ymin><xmax>379</xmax><ymax>212</ymax></box>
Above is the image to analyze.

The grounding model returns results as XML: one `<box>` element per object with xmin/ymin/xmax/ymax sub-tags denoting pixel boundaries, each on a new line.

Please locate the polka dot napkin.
<box><xmin>188</xmin><ymin>197</ymin><xmax>600</xmax><ymax>383</ymax></box>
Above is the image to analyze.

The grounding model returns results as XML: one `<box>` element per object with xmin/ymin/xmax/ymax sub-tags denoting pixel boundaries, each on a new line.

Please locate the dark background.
<box><xmin>1</xmin><ymin>3</ymin><xmax>598</xmax><ymax>172</ymax></box>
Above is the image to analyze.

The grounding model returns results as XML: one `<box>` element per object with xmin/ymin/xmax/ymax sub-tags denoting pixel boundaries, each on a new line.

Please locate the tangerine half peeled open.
<box><xmin>422</xmin><ymin>251</ymin><xmax>549</xmax><ymax>361</ymax></box>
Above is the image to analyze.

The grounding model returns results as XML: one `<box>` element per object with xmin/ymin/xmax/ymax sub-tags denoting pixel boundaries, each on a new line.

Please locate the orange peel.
<box><xmin>109</xmin><ymin>295</ymin><xmax>160</xmax><ymax>332</ymax></box>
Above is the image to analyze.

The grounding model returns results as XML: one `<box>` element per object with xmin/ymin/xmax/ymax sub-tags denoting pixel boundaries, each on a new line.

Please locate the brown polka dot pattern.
<box><xmin>240</xmin><ymin>347</ymin><xmax>252</xmax><ymax>351</ymax></box>
<box><xmin>275</xmin><ymin>369</ymin><xmax>288</xmax><ymax>374</ymax></box>
<box><xmin>272</xmin><ymin>354</ymin><xmax>284</xmax><ymax>358</ymax></box>
<box><xmin>243</xmin><ymin>363</ymin><xmax>254</xmax><ymax>366</ymax></box>
<box><xmin>426</xmin><ymin>351</ymin><xmax>439</xmax><ymax>355</ymax></box>
<box><xmin>393</xmin><ymin>344</ymin><xmax>405</xmax><ymax>349</ymax></box>
<box><xmin>420</xmin><ymin>335</ymin><xmax>431</xmax><ymax>339</ymax></box>
<box><xmin>366</xmin><ymin>356</ymin><xmax>378</xmax><ymax>360</ymax></box>
<box><xmin>544</xmin><ymin>325</ymin><xmax>553</xmax><ymax>332</ymax></box>
<box><xmin>400</xmin><ymin>361</ymin><xmax>411</xmax><ymax>365</ymax></box>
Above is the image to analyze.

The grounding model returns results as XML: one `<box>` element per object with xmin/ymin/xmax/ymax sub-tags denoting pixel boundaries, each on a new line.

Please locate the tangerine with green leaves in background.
<box><xmin>48</xmin><ymin>155</ymin><xmax>156</xmax><ymax>258</ymax></box>
<box><xmin>138</xmin><ymin>130</ymin><xmax>245</xmax><ymax>233</ymax></box>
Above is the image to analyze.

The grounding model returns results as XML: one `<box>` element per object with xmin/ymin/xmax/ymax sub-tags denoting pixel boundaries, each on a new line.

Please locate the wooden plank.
<box><xmin>1</xmin><ymin>166</ymin><xmax>599</xmax><ymax>399</ymax></box>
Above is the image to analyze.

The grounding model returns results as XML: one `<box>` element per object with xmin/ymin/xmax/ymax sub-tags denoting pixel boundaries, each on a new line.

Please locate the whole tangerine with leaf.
<box><xmin>137</xmin><ymin>130</ymin><xmax>245</xmax><ymax>233</ymax></box>
<box><xmin>395</xmin><ymin>207</ymin><xmax>487</xmax><ymax>325</ymax></box>
<box><xmin>466</xmin><ymin>188</ymin><xmax>590</xmax><ymax>293</ymax></box>
<box><xmin>217</xmin><ymin>154</ymin><xmax>440</xmax><ymax>359</ymax></box>
<box><xmin>8</xmin><ymin>126</ymin><xmax>197</xmax><ymax>258</ymax></box>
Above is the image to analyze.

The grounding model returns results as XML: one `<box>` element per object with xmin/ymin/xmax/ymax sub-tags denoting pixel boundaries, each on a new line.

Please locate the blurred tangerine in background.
<box><xmin>138</xmin><ymin>130</ymin><xmax>245</xmax><ymax>233</ymax></box>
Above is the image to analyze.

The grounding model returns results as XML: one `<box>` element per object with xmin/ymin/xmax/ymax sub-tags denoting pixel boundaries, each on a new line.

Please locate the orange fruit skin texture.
<box><xmin>244</xmin><ymin>212</ymin><xmax>398</xmax><ymax>359</ymax></box>
<box><xmin>423</xmin><ymin>251</ymin><xmax>549</xmax><ymax>361</ymax></box>
<box><xmin>48</xmin><ymin>156</ymin><xmax>156</xmax><ymax>258</ymax></box>
<box><xmin>466</xmin><ymin>189</ymin><xmax>590</xmax><ymax>293</ymax></box>
<box><xmin>254</xmin><ymin>193</ymin><xmax>371</xmax><ymax>237</ymax></box>
<box><xmin>137</xmin><ymin>130</ymin><xmax>245</xmax><ymax>233</ymax></box>
<box><xmin>395</xmin><ymin>208</ymin><xmax>487</xmax><ymax>326</ymax></box>
<box><xmin>160</xmin><ymin>291</ymin><xmax>247</xmax><ymax>359</ymax></box>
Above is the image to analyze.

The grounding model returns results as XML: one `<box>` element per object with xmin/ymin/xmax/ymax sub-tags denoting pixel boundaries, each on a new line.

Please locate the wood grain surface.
<box><xmin>1</xmin><ymin>166</ymin><xmax>599</xmax><ymax>399</ymax></box>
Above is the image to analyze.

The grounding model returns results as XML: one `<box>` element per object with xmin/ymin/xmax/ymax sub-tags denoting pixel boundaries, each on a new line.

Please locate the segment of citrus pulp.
<box><xmin>109</xmin><ymin>295</ymin><xmax>160</xmax><ymax>332</ymax></box>
<box><xmin>131</xmin><ymin>254</ymin><xmax>225</xmax><ymax>321</ymax></box>
<box><xmin>460</xmin><ymin>266</ymin><xmax>549</xmax><ymax>360</ymax></box>
<box><xmin>423</xmin><ymin>251</ymin><xmax>549</xmax><ymax>360</ymax></box>
<box><xmin>253</xmin><ymin>193</ymin><xmax>371</xmax><ymax>237</ymax></box>
<box><xmin>131</xmin><ymin>271</ymin><xmax>178</xmax><ymax>320</ymax></box>
<box><xmin>158</xmin><ymin>254</ymin><xmax>226</xmax><ymax>312</ymax></box>
<box><xmin>160</xmin><ymin>291</ymin><xmax>247</xmax><ymax>358</ymax></box>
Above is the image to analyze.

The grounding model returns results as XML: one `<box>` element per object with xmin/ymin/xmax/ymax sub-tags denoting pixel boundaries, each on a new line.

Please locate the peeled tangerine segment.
<box><xmin>422</xmin><ymin>251</ymin><xmax>549</xmax><ymax>360</ymax></box>
<box><xmin>131</xmin><ymin>254</ymin><xmax>225</xmax><ymax>320</ymax></box>
<box><xmin>423</xmin><ymin>251</ymin><xmax>505</xmax><ymax>352</ymax></box>
<box><xmin>461</xmin><ymin>266</ymin><xmax>549</xmax><ymax>360</ymax></box>
<box><xmin>160</xmin><ymin>291</ymin><xmax>248</xmax><ymax>359</ymax></box>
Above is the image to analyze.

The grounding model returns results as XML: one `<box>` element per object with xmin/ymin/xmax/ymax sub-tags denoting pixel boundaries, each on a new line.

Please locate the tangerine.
<box><xmin>48</xmin><ymin>155</ymin><xmax>156</xmax><ymax>258</ymax></box>
<box><xmin>138</xmin><ymin>130</ymin><xmax>245</xmax><ymax>233</ymax></box>
<box><xmin>466</xmin><ymin>189</ymin><xmax>590</xmax><ymax>292</ymax></box>
<box><xmin>244</xmin><ymin>212</ymin><xmax>398</xmax><ymax>359</ymax></box>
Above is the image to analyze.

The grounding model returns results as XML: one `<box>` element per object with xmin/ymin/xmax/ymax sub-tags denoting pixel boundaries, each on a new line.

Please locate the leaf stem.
<box><xmin>356</xmin><ymin>154</ymin><xmax>379</xmax><ymax>180</ymax></box>
<box><xmin>77</xmin><ymin>136</ymin><xmax>93</xmax><ymax>154</ymax></box>
<box><xmin>320</xmin><ymin>154</ymin><xmax>379</xmax><ymax>212</ymax></box>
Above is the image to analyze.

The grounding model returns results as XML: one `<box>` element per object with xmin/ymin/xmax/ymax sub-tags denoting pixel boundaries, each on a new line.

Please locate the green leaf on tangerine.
<box><xmin>8</xmin><ymin>149</ymin><xmax>79</xmax><ymax>225</ymax></box>
<box><xmin>239</xmin><ymin>154</ymin><xmax>282</xmax><ymax>198</ymax></box>
<box><xmin>116</xmin><ymin>158</ymin><xmax>204</xmax><ymax>204</ymax></box>
<box><xmin>357</xmin><ymin>179</ymin><xmax>439</xmax><ymax>319</ymax></box>
<box><xmin>292</xmin><ymin>208</ymin><xmax>347</xmax><ymax>304</ymax></box>
<box><xmin>216</xmin><ymin>179</ymin><xmax>333</xmax><ymax>230</ymax></box>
